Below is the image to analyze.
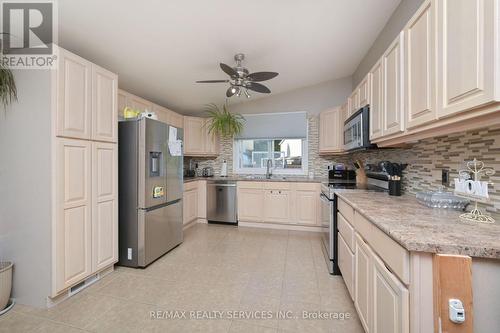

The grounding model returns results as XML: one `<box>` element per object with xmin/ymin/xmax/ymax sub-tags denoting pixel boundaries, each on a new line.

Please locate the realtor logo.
<box><xmin>2</xmin><ymin>2</ymin><xmax>53</xmax><ymax>54</ymax></box>
<box><xmin>1</xmin><ymin>1</ymin><xmax>57</xmax><ymax>68</ymax></box>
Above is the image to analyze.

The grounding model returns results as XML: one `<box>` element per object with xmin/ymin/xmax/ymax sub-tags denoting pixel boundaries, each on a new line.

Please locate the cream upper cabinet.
<box><xmin>117</xmin><ymin>90</ymin><xmax>127</xmax><ymax>119</ymax></box>
<box><xmin>404</xmin><ymin>0</ymin><xmax>436</xmax><ymax>129</ymax></box>
<box><xmin>55</xmin><ymin>138</ymin><xmax>92</xmax><ymax>293</ymax></box>
<box><xmin>91</xmin><ymin>142</ymin><xmax>118</xmax><ymax>272</ymax></box>
<box><xmin>204</xmin><ymin>119</ymin><xmax>219</xmax><ymax>155</ymax></box>
<box><xmin>264</xmin><ymin>189</ymin><xmax>291</xmax><ymax>223</ymax></box>
<box><xmin>57</xmin><ymin>49</ymin><xmax>92</xmax><ymax>140</ymax></box>
<box><xmin>168</xmin><ymin>112</ymin><xmax>184</xmax><ymax>129</ymax></box>
<box><xmin>319</xmin><ymin>107</ymin><xmax>343</xmax><ymax>154</ymax></box>
<box><xmin>369</xmin><ymin>58</ymin><xmax>384</xmax><ymax>140</ymax></box>
<box><xmin>92</xmin><ymin>65</ymin><xmax>118</xmax><ymax>142</ymax></box>
<box><xmin>355</xmin><ymin>233</ymin><xmax>373</xmax><ymax>333</ymax></box>
<box><xmin>295</xmin><ymin>187</ymin><xmax>319</xmax><ymax>225</ymax></box>
<box><xmin>184</xmin><ymin>116</ymin><xmax>205</xmax><ymax>155</ymax></box>
<box><xmin>436</xmin><ymin>0</ymin><xmax>497</xmax><ymax>118</ymax></box>
<box><xmin>358</xmin><ymin>75</ymin><xmax>371</xmax><ymax>108</ymax></box>
<box><xmin>184</xmin><ymin>116</ymin><xmax>219</xmax><ymax>156</ymax></box>
<box><xmin>128</xmin><ymin>94</ymin><xmax>153</xmax><ymax>113</ymax></box>
<box><xmin>183</xmin><ymin>187</ymin><xmax>198</xmax><ymax>225</ymax></box>
<box><xmin>371</xmin><ymin>250</ymin><xmax>409</xmax><ymax>333</ymax></box>
<box><xmin>348</xmin><ymin>90</ymin><xmax>360</xmax><ymax>117</ymax></box>
<box><xmin>383</xmin><ymin>32</ymin><xmax>405</xmax><ymax>136</ymax></box>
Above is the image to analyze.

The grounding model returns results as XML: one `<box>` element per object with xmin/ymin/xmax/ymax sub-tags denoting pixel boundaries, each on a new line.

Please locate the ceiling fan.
<box><xmin>196</xmin><ymin>53</ymin><xmax>279</xmax><ymax>98</ymax></box>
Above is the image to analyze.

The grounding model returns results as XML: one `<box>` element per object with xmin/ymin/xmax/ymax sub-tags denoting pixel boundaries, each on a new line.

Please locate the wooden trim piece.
<box><xmin>433</xmin><ymin>254</ymin><xmax>473</xmax><ymax>333</ymax></box>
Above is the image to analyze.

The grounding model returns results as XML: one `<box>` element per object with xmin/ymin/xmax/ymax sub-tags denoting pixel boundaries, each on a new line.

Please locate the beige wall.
<box><xmin>228</xmin><ymin>76</ymin><xmax>353</xmax><ymax>116</ymax></box>
<box><xmin>0</xmin><ymin>69</ymin><xmax>53</xmax><ymax>307</ymax></box>
<box><xmin>352</xmin><ymin>0</ymin><xmax>425</xmax><ymax>86</ymax></box>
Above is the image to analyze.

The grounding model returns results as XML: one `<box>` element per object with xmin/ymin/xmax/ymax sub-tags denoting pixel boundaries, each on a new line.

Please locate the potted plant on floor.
<box><xmin>204</xmin><ymin>103</ymin><xmax>245</xmax><ymax>138</ymax></box>
<box><xmin>0</xmin><ymin>36</ymin><xmax>17</xmax><ymax>315</ymax></box>
<box><xmin>0</xmin><ymin>262</ymin><xmax>14</xmax><ymax>315</ymax></box>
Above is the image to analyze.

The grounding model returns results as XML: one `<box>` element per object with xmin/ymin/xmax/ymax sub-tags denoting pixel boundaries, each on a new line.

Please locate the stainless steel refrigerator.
<box><xmin>118</xmin><ymin>118</ymin><xmax>183</xmax><ymax>267</ymax></box>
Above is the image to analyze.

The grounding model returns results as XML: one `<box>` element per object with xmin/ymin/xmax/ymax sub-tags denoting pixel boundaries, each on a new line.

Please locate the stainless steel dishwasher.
<box><xmin>207</xmin><ymin>180</ymin><xmax>237</xmax><ymax>225</ymax></box>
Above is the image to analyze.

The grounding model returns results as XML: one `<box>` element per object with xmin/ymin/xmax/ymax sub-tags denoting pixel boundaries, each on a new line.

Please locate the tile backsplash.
<box><xmin>184</xmin><ymin>116</ymin><xmax>500</xmax><ymax>213</ymax></box>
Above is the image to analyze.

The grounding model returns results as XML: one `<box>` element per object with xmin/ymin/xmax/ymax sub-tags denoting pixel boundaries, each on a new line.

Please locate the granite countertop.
<box><xmin>336</xmin><ymin>192</ymin><xmax>500</xmax><ymax>259</ymax></box>
<box><xmin>183</xmin><ymin>176</ymin><xmax>325</xmax><ymax>183</ymax></box>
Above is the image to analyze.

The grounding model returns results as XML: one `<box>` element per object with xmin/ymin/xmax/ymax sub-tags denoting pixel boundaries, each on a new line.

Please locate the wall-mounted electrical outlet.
<box><xmin>442</xmin><ymin>169</ymin><xmax>450</xmax><ymax>186</ymax></box>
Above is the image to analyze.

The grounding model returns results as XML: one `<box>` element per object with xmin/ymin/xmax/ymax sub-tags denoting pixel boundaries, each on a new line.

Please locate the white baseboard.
<box><xmin>47</xmin><ymin>264</ymin><xmax>115</xmax><ymax>308</ymax></box>
<box><xmin>183</xmin><ymin>218</ymin><xmax>207</xmax><ymax>230</ymax></box>
<box><xmin>238</xmin><ymin>221</ymin><xmax>324</xmax><ymax>232</ymax></box>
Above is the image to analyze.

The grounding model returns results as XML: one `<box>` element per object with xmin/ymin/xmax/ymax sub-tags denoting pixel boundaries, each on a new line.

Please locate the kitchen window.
<box><xmin>233</xmin><ymin>138</ymin><xmax>308</xmax><ymax>175</ymax></box>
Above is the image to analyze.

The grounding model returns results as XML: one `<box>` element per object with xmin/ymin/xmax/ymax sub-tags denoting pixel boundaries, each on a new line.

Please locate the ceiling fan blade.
<box><xmin>247</xmin><ymin>71</ymin><xmax>279</xmax><ymax>82</ymax></box>
<box><xmin>220</xmin><ymin>63</ymin><xmax>238</xmax><ymax>77</ymax></box>
<box><xmin>246</xmin><ymin>82</ymin><xmax>271</xmax><ymax>94</ymax></box>
<box><xmin>195</xmin><ymin>80</ymin><xmax>230</xmax><ymax>83</ymax></box>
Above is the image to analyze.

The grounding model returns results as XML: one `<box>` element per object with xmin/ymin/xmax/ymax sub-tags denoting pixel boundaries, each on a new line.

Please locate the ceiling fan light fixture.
<box><xmin>244</xmin><ymin>89</ymin><xmax>250</xmax><ymax>99</ymax></box>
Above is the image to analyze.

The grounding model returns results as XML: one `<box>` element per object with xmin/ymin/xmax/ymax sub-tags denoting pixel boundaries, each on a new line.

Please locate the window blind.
<box><xmin>235</xmin><ymin>112</ymin><xmax>307</xmax><ymax>139</ymax></box>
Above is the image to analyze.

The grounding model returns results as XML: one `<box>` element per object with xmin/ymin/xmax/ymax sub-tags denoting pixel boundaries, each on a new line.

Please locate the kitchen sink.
<box><xmin>244</xmin><ymin>175</ymin><xmax>287</xmax><ymax>180</ymax></box>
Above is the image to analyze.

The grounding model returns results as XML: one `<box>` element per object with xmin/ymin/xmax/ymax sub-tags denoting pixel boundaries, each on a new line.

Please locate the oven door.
<box><xmin>320</xmin><ymin>193</ymin><xmax>334</xmax><ymax>261</ymax></box>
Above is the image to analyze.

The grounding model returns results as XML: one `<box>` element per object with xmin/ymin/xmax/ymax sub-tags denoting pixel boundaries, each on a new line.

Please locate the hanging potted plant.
<box><xmin>204</xmin><ymin>103</ymin><xmax>245</xmax><ymax>138</ymax></box>
<box><xmin>0</xmin><ymin>62</ymin><xmax>17</xmax><ymax>109</ymax></box>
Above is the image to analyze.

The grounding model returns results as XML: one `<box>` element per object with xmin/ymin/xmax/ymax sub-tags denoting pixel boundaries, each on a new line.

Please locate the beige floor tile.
<box><xmin>7</xmin><ymin>224</ymin><xmax>360</xmax><ymax>333</ymax></box>
<box><xmin>229</xmin><ymin>321</ymin><xmax>278</xmax><ymax>333</ymax></box>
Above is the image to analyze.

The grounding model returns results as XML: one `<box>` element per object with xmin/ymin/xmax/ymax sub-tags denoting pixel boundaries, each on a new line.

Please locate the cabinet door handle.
<box><xmin>279</xmin><ymin>190</ymin><xmax>282</xmax><ymax>194</ymax></box>
<box><xmin>270</xmin><ymin>190</ymin><xmax>273</xmax><ymax>194</ymax></box>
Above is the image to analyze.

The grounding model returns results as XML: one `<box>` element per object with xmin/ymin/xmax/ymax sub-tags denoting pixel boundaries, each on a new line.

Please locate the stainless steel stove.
<box><xmin>320</xmin><ymin>169</ymin><xmax>387</xmax><ymax>275</ymax></box>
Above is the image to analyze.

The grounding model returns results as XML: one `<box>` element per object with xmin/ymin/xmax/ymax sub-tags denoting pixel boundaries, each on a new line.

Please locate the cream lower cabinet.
<box><xmin>237</xmin><ymin>182</ymin><xmax>320</xmax><ymax>225</ymax></box>
<box><xmin>92</xmin><ymin>142</ymin><xmax>118</xmax><ymax>272</ymax></box>
<box><xmin>237</xmin><ymin>182</ymin><xmax>264</xmax><ymax>222</ymax></box>
<box><xmin>371</xmin><ymin>249</ymin><xmax>409</xmax><ymax>333</ymax></box>
<box><xmin>183</xmin><ymin>182</ymin><xmax>198</xmax><ymax>225</ymax></box>
<box><xmin>263</xmin><ymin>189</ymin><xmax>292</xmax><ymax>223</ymax></box>
<box><xmin>294</xmin><ymin>184</ymin><xmax>320</xmax><ymax>225</ymax></box>
<box><xmin>183</xmin><ymin>180</ymin><xmax>207</xmax><ymax>225</ymax></box>
<box><xmin>55</xmin><ymin>139</ymin><xmax>93</xmax><ymax>292</ymax></box>
<box><xmin>338</xmin><ymin>233</ymin><xmax>355</xmax><ymax>299</ymax></box>
<box><xmin>55</xmin><ymin>138</ymin><xmax>118</xmax><ymax>294</ymax></box>
<box><xmin>355</xmin><ymin>233</ymin><xmax>373</xmax><ymax>333</ymax></box>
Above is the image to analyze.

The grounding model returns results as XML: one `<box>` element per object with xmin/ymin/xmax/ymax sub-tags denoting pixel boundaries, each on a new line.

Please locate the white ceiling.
<box><xmin>58</xmin><ymin>0</ymin><xmax>400</xmax><ymax>114</ymax></box>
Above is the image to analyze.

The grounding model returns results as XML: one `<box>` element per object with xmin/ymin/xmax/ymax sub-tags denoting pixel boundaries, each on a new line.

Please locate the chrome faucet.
<box><xmin>266</xmin><ymin>159</ymin><xmax>273</xmax><ymax>179</ymax></box>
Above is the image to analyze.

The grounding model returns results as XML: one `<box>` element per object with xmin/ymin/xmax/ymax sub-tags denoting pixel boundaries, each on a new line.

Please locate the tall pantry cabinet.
<box><xmin>53</xmin><ymin>47</ymin><xmax>118</xmax><ymax>295</ymax></box>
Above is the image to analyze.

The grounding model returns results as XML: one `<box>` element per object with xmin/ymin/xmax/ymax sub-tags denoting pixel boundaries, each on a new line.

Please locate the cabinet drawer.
<box><xmin>338</xmin><ymin>198</ymin><xmax>354</xmax><ymax>223</ymax></box>
<box><xmin>338</xmin><ymin>233</ymin><xmax>355</xmax><ymax>300</ymax></box>
<box><xmin>237</xmin><ymin>181</ymin><xmax>264</xmax><ymax>189</ymax></box>
<box><xmin>294</xmin><ymin>182</ymin><xmax>320</xmax><ymax>191</ymax></box>
<box><xmin>184</xmin><ymin>180</ymin><xmax>198</xmax><ymax>191</ymax></box>
<box><xmin>263</xmin><ymin>182</ymin><xmax>291</xmax><ymax>190</ymax></box>
<box><xmin>338</xmin><ymin>212</ymin><xmax>355</xmax><ymax>251</ymax></box>
<box><xmin>355</xmin><ymin>212</ymin><xmax>410</xmax><ymax>284</ymax></box>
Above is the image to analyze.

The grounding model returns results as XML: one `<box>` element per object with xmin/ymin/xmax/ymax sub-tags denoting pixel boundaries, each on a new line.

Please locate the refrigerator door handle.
<box><xmin>142</xmin><ymin>198</ymin><xmax>181</xmax><ymax>212</ymax></box>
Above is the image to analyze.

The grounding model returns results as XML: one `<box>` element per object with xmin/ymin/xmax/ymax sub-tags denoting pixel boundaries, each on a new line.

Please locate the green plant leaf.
<box><xmin>204</xmin><ymin>103</ymin><xmax>245</xmax><ymax>138</ymax></box>
<box><xmin>0</xmin><ymin>62</ymin><xmax>17</xmax><ymax>108</ymax></box>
